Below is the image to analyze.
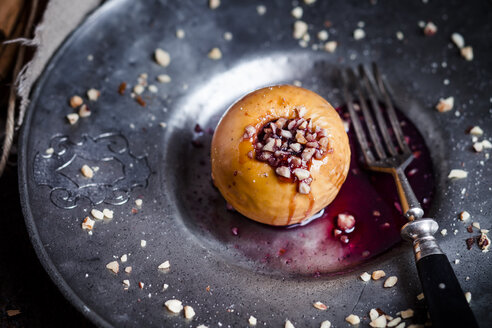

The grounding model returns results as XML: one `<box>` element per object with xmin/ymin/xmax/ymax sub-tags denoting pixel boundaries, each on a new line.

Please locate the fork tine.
<box><xmin>339</xmin><ymin>69</ymin><xmax>375</xmax><ymax>164</ymax></box>
<box><xmin>372</xmin><ymin>63</ymin><xmax>412</xmax><ymax>155</ymax></box>
<box><xmin>348</xmin><ymin>67</ymin><xmax>387</xmax><ymax>160</ymax></box>
<box><xmin>358</xmin><ymin>65</ymin><xmax>398</xmax><ymax>157</ymax></box>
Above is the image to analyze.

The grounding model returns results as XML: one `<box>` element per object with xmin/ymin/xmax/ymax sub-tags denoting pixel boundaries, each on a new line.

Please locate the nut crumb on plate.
<box><xmin>81</xmin><ymin>165</ymin><xmax>94</xmax><ymax>178</ymax></box>
<box><xmin>353</xmin><ymin>28</ymin><xmax>365</xmax><ymax>40</ymax></box>
<box><xmin>370</xmin><ymin>315</ymin><xmax>387</xmax><ymax>328</ymax></box>
<box><xmin>435</xmin><ymin>96</ymin><xmax>454</xmax><ymax>112</ymax></box>
<box><xmin>162</xmin><ymin>283</ymin><xmax>169</xmax><ymax>290</ymax></box>
<box><xmin>223</xmin><ymin>31</ymin><xmax>233</xmax><ymax>40</ymax></box>
<box><xmin>369</xmin><ymin>309</ymin><xmax>379</xmax><ymax>321</ymax></box>
<box><xmin>157</xmin><ymin>74</ymin><xmax>171</xmax><ymax>83</ymax></box>
<box><xmin>155</xmin><ymin>48</ymin><xmax>171</xmax><ymax>67</ymax></box>
<box><xmin>469</xmin><ymin>126</ymin><xmax>483</xmax><ymax>136</ymax></box>
<box><xmin>417</xmin><ymin>292</ymin><xmax>425</xmax><ymax>300</ymax></box>
<box><xmin>209</xmin><ymin>0</ymin><xmax>220</xmax><ymax>9</ymax></box>
<box><xmin>313</xmin><ymin>301</ymin><xmax>327</xmax><ymax>310</ymax></box>
<box><xmin>291</xmin><ymin>7</ymin><xmax>303</xmax><ymax>19</ymax></box>
<box><xmin>317</xmin><ymin>30</ymin><xmax>329</xmax><ymax>41</ymax></box>
<box><xmin>103</xmin><ymin>208</ymin><xmax>114</xmax><ymax>219</ymax></box>
<box><xmin>464</xmin><ymin>291</ymin><xmax>472</xmax><ymax>303</ymax></box>
<box><xmin>293</xmin><ymin>20</ymin><xmax>308</xmax><ymax>39</ymax></box>
<box><xmin>148</xmin><ymin>85</ymin><xmax>158</xmax><ymax>93</ymax></box>
<box><xmin>451</xmin><ymin>33</ymin><xmax>465</xmax><ymax>48</ymax></box>
<box><xmin>320</xmin><ymin>320</ymin><xmax>331</xmax><ymax>328</ymax></box>
<box><xmin>106</xmin><ymin>261</ymin><xmax>119</xmax><ymax>273</ymax></box>
<box><xmin>440</xmin><ymin>228</ymin><xmax>448</xmax><ymax>236</ymax></box>
<box><xmin>123</xmin><ymin>279</ymin><xmax>130</xmax><ymax>289</ymax></box>
<box><xmin>138</xmin><ymin>281</ymin><xmax>144</xmax><ymax>289</ymax></box>
<box><xmin>133</xmin><ymin>84</ymin><xmax>144</xmax><ymax>95</ymax></box>
<box><xmin>423</xmin><ymin>22</ymin><xmax>437</xmax><ymax>36</ymax></box>
<box><xmin>141</xmin><ymin>240</ymin><xmax>147</xmax><ymax>247</ymax></box>
<box><xmin>345</xmin><ymin>314</ymin><xmax>360</xmax><ymax>325</ymax></box>
<box><xmin>372</xmin><ymin>270</ymin><xmax>386</xmax><ymax>280</ymax></box>
<box><xmin>399</xmin><ymin>308</ymin><xmax>414</xmax><ymax>319</ymax></box>
<box><xmin>324</xmin><ymin>41</ymin><xmax>337</xmax><ymax>53</ymax></box>
<box><xmin>248</xmin><ymin>315</ymin><xmax>257</xmax><ymax>326</ymax></box>
<box><xmin>448</xmin><ymin>169</ymin><xmax>467</xmax><ymax>179</ymax></box>
<box><xmin>82</xmin><ymin>217</ymin><xmax>95</xmax><ymax>230</ymax></box>
<box><xmin>91</xmin><ymin>209</ymin><xmax>104</xmax><ymax>220</ymax></box>
<box><xmin>256</xmin><ymin>5</ymin><xmax>266</xmax><ymax>15</ymax></box>
<box><xmin>478</xmin><ymin>232</ymin><xmax>490</xmax><ymax>252</ymax></box>
<box><xmin>158</xmin><ymin>261</ymin><xmax>171</xmax><ymax>270</ymax></box>
<box><xmin>125</xmin><ymin>266</ymin><xmax>132</xmax><ymax>273</ymax></box>
<box><xmin>87</xmin><ymin>88</ymin><xmax>100</xmax><ymax>101</ymax></box>
<box><xmin>78</xmin><ymin>104</ymin><xmax>91</xmax><ymax>118</ymax></box>
<box><xmin>70</xmin><ymin>95</ymin><xmax>83</xmax><ymax>108</ymax></box>
<box><xmin>208</xmin><ymin>47</ymin><xmax>222</xmax><ymax>60</ymax></box>
<box><xmin>461</xmin><ymin>46</ymin><xmax>473</xmax><ymax>61</ymax></box>
<box><xmin>360</xmin><ymin>272</ymin><xmax>371</xmax><ymax>281</ymax></box>
<box><xmin>66</xmin><ymin>113</ymin><xmax>79</xmax><ymax>125</ymax></box>
<box><xmin>387</xmin><ymin>317</ymin><xmax>402</xmax><ymax>327</ymax></box>
<box><xmin>165</xmin><ymin>299</ymin><xmax>183</xmax><ymax>313</ymax></box>
<box><xmin>45</xmin><ymin>147</ymin><xmax>54</xmax><ymax>154</ymax></box>
<box><xmin>120</xmin><ymin>254</ymin><xmax>127</xmax><ymax>262</ymax></box>
<box><xmin>384</xmin><ymin>276</ymin><xmax>398</xmax><ymax>288</ymax></box>
<box><xmin>285</xmin><ymin>319</ymin><xmax>295</xmax><ymax>328</ymax></box>
<box><xmin>135</xmin><ymin>198</ymin><xmax>143</xmax><ymax>206</ymax></box>
<box><xmin>184</xmin><ymin>305</ymin><xmax>196</xmax><ymax>319</ymax></box>
<box><xmin>176</xmin><ymin>28</ymin><xmax>185</xmax><ymax>39</ymax></box>
<box><xmin>396</xmin><ymin>31</ymin><xmax>404</xmax><ymax>40</ymax></box>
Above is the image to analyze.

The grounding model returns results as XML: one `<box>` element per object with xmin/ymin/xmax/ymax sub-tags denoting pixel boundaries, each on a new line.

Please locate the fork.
<box><xmin>340</xmin><ymin>63</ymin><xmax>478</xmax><ymax>328</ymax></box>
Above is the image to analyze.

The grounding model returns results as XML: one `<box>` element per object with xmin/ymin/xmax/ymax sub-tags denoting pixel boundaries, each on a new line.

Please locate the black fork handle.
<box><xmin>416</xmin><ymin>253</ymin><xmax>479</xmax><ymax>328</ymax></box>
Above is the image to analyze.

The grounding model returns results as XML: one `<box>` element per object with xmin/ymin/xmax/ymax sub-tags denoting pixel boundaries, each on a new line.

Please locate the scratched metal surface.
<box><xmin>18</xmin><ymin>0</ymin><xmax>492</xmax><ymax>327</ymax></box>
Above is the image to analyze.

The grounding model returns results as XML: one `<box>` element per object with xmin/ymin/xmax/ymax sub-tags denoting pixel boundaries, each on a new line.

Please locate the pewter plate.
<box><xmin>19</xmin><ymin>0</ymin><xmax>492</xmax><ymax>327</ymax></box>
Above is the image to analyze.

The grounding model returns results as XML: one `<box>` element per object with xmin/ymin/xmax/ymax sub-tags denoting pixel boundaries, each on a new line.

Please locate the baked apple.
<box><xmin>211</xmin><ymin>85</ymin><xmax>350</xmax><ymax>226</ymax></box>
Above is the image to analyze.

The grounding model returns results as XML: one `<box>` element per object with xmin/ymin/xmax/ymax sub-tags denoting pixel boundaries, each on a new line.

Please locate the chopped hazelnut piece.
<box><xmin>353</xmin><ymin>28</ymin><xmax>365</xmax><ymax>40</ymax></box>
<box><xmin>313</xmin><ymin>301</ymin><xmax>328</xmax><ymax>310</ymax></box>
<box><xmin>133</xmin><ymin>84</ymin><xmax>144</xmax><ymax>95</ymax></box>
<box><xmin>360</xmin><ymin>272</ymin><xmax>371</xmax><ymax>282</ymax></box>
<box><xmin>165</xmin><ymin>299</ymin><xmax>183</xmax><ymax>313</ymax></box>
<box><xmin>66</xmin><ymin>113</ymin><xmax>79</xmax><ymax>125</ymax></box>
<box><xmin>417</xmin><ymin>292</ymin><xmax>425</xmax><ymax>300</ymax></box>
<box><xmin>158</xmin><ymin>261</ymin><xmax>171</xmax><ymax>270</ymax></box>
<box><xmin>120</xmin><ymin>254</ymin><xmax>128</xmax><ymax>262</ymax></box>
<box><xmin>276</xmin><ymin>166</ymin><xmax>291</xmax><ymax>178</ymax></box>
<box><xmin>209</xmin><ymin>0</ymin><xmax>220</xmax><ymax>9</ymax></box>
<box><xmin>135</xmin><ymin>198</ymin><xmax>143</xmax><ymax>207</ymax></box>
<box><xmin>45</xmin><ymin>147</ymin><xmax>54</xmax><ymax>155</ymax></box>
<box><xmin>82</xmin><ymin>217</ymin><xmax>95</xmax><ymax>230</ymax></box>
<box><xmin>337</xmin><ymin>213</ymin><xmax>355</xmax><ymax>231</ymax></box>
<box><xmin>369</xmin><ymin>315</ymin><xmax>387</xmax><ymax>328</ymax></box>
<box><xmin>320</xmin><ymin>320</ymin><xmax>331</xmax><ymax>328</ymax></box>
<box><xmin>157</xmin><ymin>74</ymin><xmax>172</xmax><ymax>83</ymax></box>
<box><xmin>293</xmin><ymin>168</ymin><xmax>310</xmax><ymax>180</ymax></box>
<box><xmin>473</xmin><ymin>142</ymin><xmax>484</xmax><ymax>152</ymax></box>
<box><xmin>435</xmin><ymin>96</ymin><xmax>454</xmax><ymax>112</ymax></box>
<box><xmin>103</xmin><ymin>208</ymin><xmax>114</xmax><ymax>219</ymax></box>
<box><xmin>155</xmin><ymin>48</ymin><xmax>171</xmax><ymax>67</ymax></box>
<box><xmin>291</xmin><ymin>7</ymin><xmax>303</xmax><ymax>19</ymax></box>
<box><xmin>448</xmin><ymin>169</ymin><xmax>468</xmax><ymax>179</ymax></box>
<box><xmin>440</xmin><ymin>229</ymin><xmax>448</xmax><ymax>236</ymax></box>
<box><xmin>293</xmin><ymin>21</ymin><xmax>308</xmax><ymax>39</ymax></box>
<box><xmin>399</xmin><ymin>308</ymin><xmax>414</xmax><ymax>319</ymax></box>
<box><xmin>162</xmin><ymin>283</ymin><xmax>169</xmax><ymax>291</ymax></box>
<box><xmin>451</xmin><ymin>33</ymin><xmax>465</xmax><ymax>49</ymax></box>
<box><xmin>324</xmin><ymin>41</ymin><xmax>338</xmax><ymax>53</ymax></box>
<box><xmin>106</xmin><ymin>261</ymin><xmax>119</xmax><ymax>274</ymax></box>
<box><xmin>123</xmin><ymin>279</ymin><xmax>130</xmax><ymax>289</ymax></box>
<box><xmin>141</xmin><ymin>240</ymin><xmax>147</xmax><ymax>247</ymax></box>
<box><xmin>423</xmin><ymin>22</ymin><xmax>437</xmax><ymax>36</ymax></box>
<box><xmin>345</xmin><ymin>314</ymin><xmax>360</xmax><ymax>325</ymax></box>
<box><xmin>384</xmin><ymin>276</ymin><xmax>398</xmax><ymax>288</ymax></box>
<box><xmin>81</xmin><ymin>165</ymin><xmax>94</xmax><ymax>178</ymax></box>
<box><xmin>91</xmin><ymin>209</ymin><xmax>104</xmax><ymax>220</ymax></box>
<box><xmin>460</xmin><ymin>211</ymin><xmax>470</xmax><ymax>221</ymax></box>
<box><xmin>369</xmin><ymin>309</ymin><xmax>379</xmax><ymax>321</ymax></box>
<box><xmin>387</xmin><ymin>317</ymin><xmax>402</xmax><ymax>327</ymax></box>
<box><xmin>70</xmin><ymin>95</ymin><xmax>83</xmax><ymax>108</ymax></box>
<box><xmin>184</xmin><ymin>305</ymin><xmax>195</xmax><ymax>319</ymax></box>
<box><xmin>464</xmin><ymin>291</ymin><xmax>472</xmax><ymax>303</ymax></box>
<box><xmin>87</xmin><ymin>88</ymin><xmax>100</xmax><ymax>101</ymax></box>
<box><xmin>148</xmin><ymin>85</ymin><xmax>158</xmax><ymax>93</ymax></box>
<box><xmin>208</xmin><ymin>47</ymin><xmax>222</xmax><ymax>60</ymax></box>
<box><xmin>298</xmin><ymin>181</ymin><xmax>311</xmax><ymax>194</ymax></box>
<box><xmin>396</xmin><ymin>31</ymin><xmax>404</xmax><ymax>40</ymax></box>
<box><xmin>285</xmin><ymin>320</ymin><xmax>295</xmax><ymax>328</ymax></box>
<box><xmin>78</xmin><ymin>104</ymin><xmax>91</xmax><ymax>118</ymax></box>
<box><xmin>372</xmin><ymin>270</ymin><xmax>386</xmax><ymax>280</ymax></box>
<box><xmin>317</xmin><ymin>30</ymin><xmax>329</xmax><ymax>41</ymax></box>
<box><xmin>125</xmin><ymin>266</ymin><xmax>132</xmax><ymax>273</ymax></box>
<box><xmin>481</xmin><ymin>140</ymin><xmax>492</xmax><ymax>149</ymax></box>
<box><xmin>248</xmin><ymin>315</ymin><xmax>257</xmax><ymax>326</ymax></box>
<box><xmin>469</xmin><ymin>126</ymin><xmax>484</xmax><ymax>136</ymax></box>
<box><xmin>461</xmin><ymin>46</ymin><xmax>474</xmax><ymax>61</ymax></box>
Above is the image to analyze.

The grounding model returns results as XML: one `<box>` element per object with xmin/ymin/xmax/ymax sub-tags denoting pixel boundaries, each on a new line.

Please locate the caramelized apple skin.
<box><xmin>211</xmin><ymin>85</ymin><xmax>350</xmax><ymax>226</ymax></box>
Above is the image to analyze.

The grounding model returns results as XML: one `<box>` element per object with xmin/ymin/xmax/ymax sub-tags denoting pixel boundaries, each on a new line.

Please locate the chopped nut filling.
<box><xmin>184</xmin><ymin>305</ymin><xmax>195</xmax><ymax>319</ymax></box>
<box><xmin>81</xmin><ymin>165</ymin><xmax>94</xmax><ymax>178</ymax></box>
<box><xmin>158</xmin><ymin>261</ymin><xmax>170</xmax><ymax>270</ymax></box>
<box><xmin>120</xmin><ymin>254</ymin><xmax>128</xmax><ymax>262</ymax></box>
<box><xmin>369</xmin><ymin>315</ymin><xmax>387</xmax><ymax>328</ymax></box>
<box><xmin>384</xmin><ymin>276</ymin><xmax>398</xmax><ymax>288</ymax></box>
<box><xmin>345</xmin><ymin>314</ymin><xmax>360</xmax><ymax>325</ymax></box>
<box><xmin>313</xmin><ymin>301</ymin><xmax>328</xmax><ymax>310</ymax></box>
<box><xmin>87</xmin><ymin>88</ymin><xmax>100</xmax><ymax>101</ymax></box>
<box><xmin>106</xmin><ymin>261</ymin><xmax>119</xmax><ymax>274</ymax></box>
<box><xmin>435</xmin><ymin>96</ymin><xmax>454</xmax><ymax>112</ymax></box>
<box><xmin>246</xmin><ymin>115</ymin><xmax>332</xmax><ymax>194</ymax></box>
<box><xmin>372</xmin><ymin>270</ymin><xmax>386</xmax><ymax>280</ymax></box>
<box><xmin>478</xmin><ymin>232</ymin><xmax>490</xmax><ymax>252</ymax></box>
<box><xmin>369</xmin><ymin>309</ymin><xmax>379</xmax><ymax>321</ymax></box>
<box><xmin>125</xmin><ymin>266</ymin><xmax>132</xmax><ymax>273</ymax></box>
<box><xmin>248</xmin><ymin>315</ymin><xmax>257</xmax><ymax>326</ymax></box>
<box><xmin>360</xmin><ymin>272</ymin><xmax>371</xmax><ymax>282</ymax></box>
<box><xmin>82</xmin><ymin>217</ymin><xmax>95</xmax><ymax>230</ymax></box>
<box><xmin>165</xmin><ymin>299</ymin><xmax>183</xmax><ymax>313</ymax></box>
<box><xmin>70</xmin><ymin>95</ymin><xmax>83</xmax><ymax>108</ymax></box>
<box><xmin>448</xmin><ymin>169</ymin><xmax>467</xmax><ymax>179</ymax></box>
<box><xmin>155</xmin><ymin>48</ymin><xmax>171</xmax><ymax>67</ymax></box>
